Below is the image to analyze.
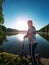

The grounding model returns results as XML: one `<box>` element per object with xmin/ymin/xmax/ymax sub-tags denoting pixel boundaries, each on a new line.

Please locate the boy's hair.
<box><xmin>27</xmin><ymin>20</ymin><xmax>33</xmax><ymax>24</ymax></box>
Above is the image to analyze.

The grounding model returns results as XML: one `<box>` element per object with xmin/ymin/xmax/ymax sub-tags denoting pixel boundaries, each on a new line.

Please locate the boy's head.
<box><xmin>27</xmin><ymin>20</ymin><xmax>33</xmax><ymax>27</ymax></box>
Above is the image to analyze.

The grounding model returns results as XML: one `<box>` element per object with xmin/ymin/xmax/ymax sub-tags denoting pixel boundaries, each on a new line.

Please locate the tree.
<box><xmin>0</xmin><ymin>0</ymin><xmax>5</xmax><ymax>25</ymax></box>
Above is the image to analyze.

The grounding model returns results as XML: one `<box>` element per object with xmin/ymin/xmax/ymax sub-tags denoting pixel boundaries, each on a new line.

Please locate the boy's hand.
<box><xmin>24</xmin><ymin>36</ymin><xmax>25</xmax><ymax>39</ymax></box>
<box><xmin>24</xmin><ymin>35</ymin><xmax>26</xmax><ymax>39</ymax></box>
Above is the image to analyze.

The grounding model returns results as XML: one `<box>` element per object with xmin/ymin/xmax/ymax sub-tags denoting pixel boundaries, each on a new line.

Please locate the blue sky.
<box><xmin>3</xmin><ymin>0</ymin><xmax>49</xmax><ymax>30</ymax></box>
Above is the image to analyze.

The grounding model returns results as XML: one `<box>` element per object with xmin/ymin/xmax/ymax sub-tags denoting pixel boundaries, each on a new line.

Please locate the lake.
<box><xmin>0</xmin><ymin>34</ymin><xmax>49</xmax><ymax>58</ymax></box>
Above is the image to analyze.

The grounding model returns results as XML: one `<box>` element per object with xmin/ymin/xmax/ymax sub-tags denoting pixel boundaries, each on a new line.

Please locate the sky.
<box><xmin>3</xmin><ymin>0</ymin><xmax>49</xmax><ymax>30</ymax></box>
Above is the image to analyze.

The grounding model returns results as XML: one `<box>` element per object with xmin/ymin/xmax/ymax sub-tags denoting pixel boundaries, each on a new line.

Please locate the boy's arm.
<box><xmin>24</xmin><ymin>32</ymin><xmax>29</xmax><ymax>39</ymax></box>
<box><xmin>24</xmin><ymin>27</ymin><xmax>36</xmax><ymax>39</ymax></box>
<box><xmin>24</xmin><ymin>32</ymin><xmax>32</xmax><ymax>39</ymax></box>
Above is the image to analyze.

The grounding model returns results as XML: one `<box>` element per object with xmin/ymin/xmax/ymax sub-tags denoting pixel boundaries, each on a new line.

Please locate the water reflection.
<box><xmin>35</xmin><ymin>34</ymin><xmax>49</xmax><ymax>58</ymax></box>
<box><xmin>0</xmin><ymin>36</ymin><xmax>7</xmax><ymax>52</ymax></box>
<box><xmin>0</xmin><ymin>36</ymin><xmax>7</xmax><ymax>45</ymax></box>
<box><xmin>16</xmin><ymin>34</ymin><xmax>25</xmax><ymax>41</ymax></box>
<box><xmin>0</xmin><ymin>34</ymin><xmax>49</xmax><ymax>58</ymax></box>
<box><xmin>39</xmin><ymin>34</ymin><xmax>49</xmax><ymax>41</ymax></box>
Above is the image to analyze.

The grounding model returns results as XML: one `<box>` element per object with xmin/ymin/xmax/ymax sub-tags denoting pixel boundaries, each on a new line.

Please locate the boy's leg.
<box><xmin>29</xmin><ymin>43</ymin><xmax>32</xmax><ymax>56</ymax></box>
<box><xmin>29</xmin><ymin>43</ymin><xmax>37</xmax><ymax>56</ymax></box>
<box><xmin>32</xmin><ymin>43</ymin><xmax>37</xmax><ymax>61</ymax></box>
<box><xmin>29</xmin><ymin>43</ymin><xmax>37</xmax><ymax>65</ymax></box>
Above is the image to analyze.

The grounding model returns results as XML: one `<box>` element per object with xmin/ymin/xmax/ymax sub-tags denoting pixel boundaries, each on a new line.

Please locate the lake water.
<box><xmin>0</xmin><ymin>34</ymin><xmax>49</xmax><ymax>58</ymax></box>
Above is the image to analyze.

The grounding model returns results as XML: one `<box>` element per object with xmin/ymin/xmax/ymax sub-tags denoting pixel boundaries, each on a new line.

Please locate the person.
<box><xmin>24</xmin><ymin>20</ymin><xmax>37</xmax><ymax>64</ymax></box>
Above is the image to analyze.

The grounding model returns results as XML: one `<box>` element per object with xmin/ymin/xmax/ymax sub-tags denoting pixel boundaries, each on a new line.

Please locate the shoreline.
<box><xmin>0</xmin><ymin>52</ymin><xmax>49</xmax><ymax>65</ymax></box>
<box><xmin>37</xmin><ymin>32</ymin><xmax>49</xmax><ymax>35</ymax></box>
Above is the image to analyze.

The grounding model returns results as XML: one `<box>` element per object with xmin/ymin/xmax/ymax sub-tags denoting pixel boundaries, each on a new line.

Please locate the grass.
<box><xmin>0</xmin><ymin>52</ymin><xmax>30</xmax><ymax>65</ymax></box>
<box><xmin>0</xmin><ymin>52</ymin><xmax>49</xmax><ymax>65</ymax></box>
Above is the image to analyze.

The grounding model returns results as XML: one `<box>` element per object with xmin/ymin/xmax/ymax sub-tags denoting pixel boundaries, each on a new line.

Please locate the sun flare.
<box><xmin>16</xmin><ymin>17</ymin><xmax>28</xmax><ymax>30</ymax></box>
<box><xmin>17</xmin><ymin>34</ymin><xmax>25</xmax><ymax>41</ymax></box>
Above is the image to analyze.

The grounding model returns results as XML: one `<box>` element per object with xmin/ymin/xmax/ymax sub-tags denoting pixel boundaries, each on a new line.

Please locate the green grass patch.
<box><xmin>0</xmin><ymin>52</ymin><xmax>30</xmax><ymax>65</ymax></box>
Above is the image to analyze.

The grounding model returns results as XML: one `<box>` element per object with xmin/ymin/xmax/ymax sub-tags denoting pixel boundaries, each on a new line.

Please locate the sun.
<box><xmin>16</xmin><ymin>16</ymin><xmax>28</xmax><ymax>30</ymax></box>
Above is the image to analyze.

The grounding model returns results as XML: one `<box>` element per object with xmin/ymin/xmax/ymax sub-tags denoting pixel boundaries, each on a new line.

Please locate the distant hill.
<box><xmin>18</xmin><ymin>30</ymin><xmax>27</xmax><ymax>34</ymax></box>
<box><xmin>0</xmin><ymin>25</ymin><xmax>18</xmax><ymax>35</ymax></box>
<box><xmin>7</xmin><ymin>28</ymin><xmax>18</xmax><ymax>33</ymax></box>
<box><xmin>38</xmin><ymin>24</ymin><xmax>49</xmax><ymax>34</ymax></box>
<box><xmin>0</xmin><ymin>25</ymin><xmax>27</xmax><ymax>35</ymax></box>
<box><xmin>6</xmin><ymin>28</ymin><xmax>19</xmax><ymax>35</ymax></box>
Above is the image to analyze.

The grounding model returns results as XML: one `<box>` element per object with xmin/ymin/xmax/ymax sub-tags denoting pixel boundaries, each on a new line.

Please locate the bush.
<box><xmin>0</xmin><ymin>27</ymin><xmax>3</xmax><ymax>34</ymax></box>
<box><xmin>0</xmin><ymin>52</ymin><xmax>30</xmax><ymax>65</ymax></box>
